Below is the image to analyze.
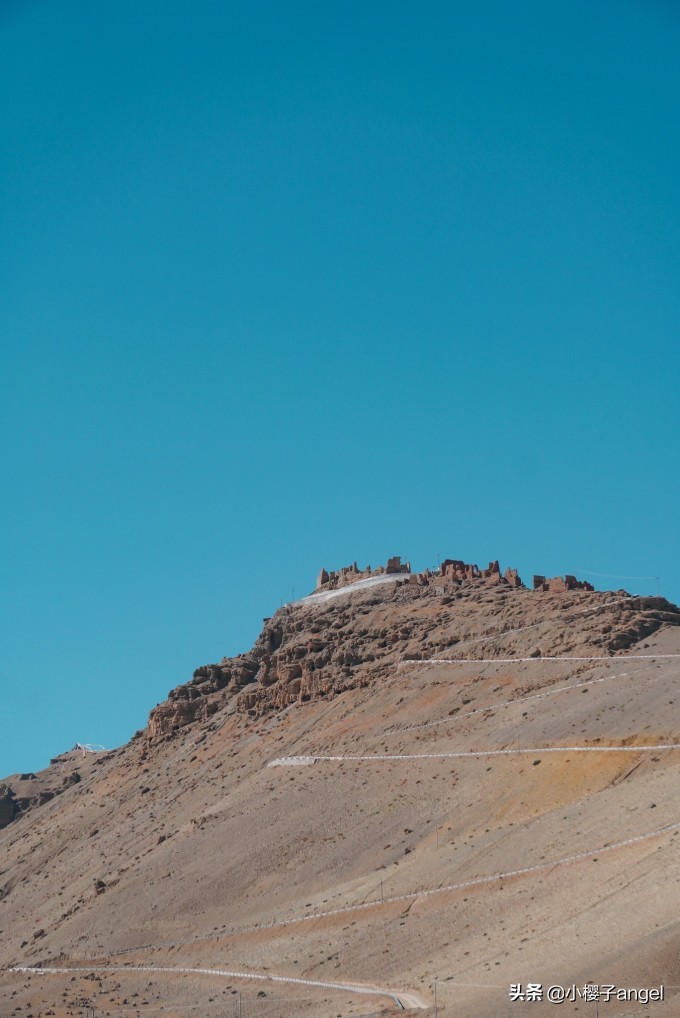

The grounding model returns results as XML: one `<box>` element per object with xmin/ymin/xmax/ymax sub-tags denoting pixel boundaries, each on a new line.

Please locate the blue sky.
<box><xmin>2</xmin><ymin>1</ymin><xmax>679</xmax><ymax>776</ymax></box>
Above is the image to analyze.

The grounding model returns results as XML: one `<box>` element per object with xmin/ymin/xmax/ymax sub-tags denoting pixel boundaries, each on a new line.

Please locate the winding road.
<box><xmin>11</xmin><ymin>964</ymin><xmax>427</xmax><ymax>1011</ymax></box>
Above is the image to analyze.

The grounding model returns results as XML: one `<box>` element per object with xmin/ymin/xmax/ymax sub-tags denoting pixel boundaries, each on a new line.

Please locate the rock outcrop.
<box><xmin>147</xmin><ymin>655</ymin><xmax>260</xmax><ymax>739</ymax></box>
<box><xmin>0</xmin><ymin>756</ymin><xmax>89</xmax><ymax>831</ymax></box>
<box><xmin>143</xmin><ymin>559</ymin><xmax>680</xmax><ymax>741</ymax></box>
<box><xmin>0</xmin><ymin>784</ymin><xmax>18</xmax><ymax>829</ymax></box>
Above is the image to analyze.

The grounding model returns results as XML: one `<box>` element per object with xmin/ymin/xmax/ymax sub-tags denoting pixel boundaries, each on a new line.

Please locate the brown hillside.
<box><xmin>1</xmin><ymin>563</ymin><xmax>679</xmax><ymax>1017</ymax></box>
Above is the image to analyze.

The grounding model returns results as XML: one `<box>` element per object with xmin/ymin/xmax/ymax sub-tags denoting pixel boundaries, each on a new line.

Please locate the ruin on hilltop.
<box><xmin>316</xmin><ymin>556</ymin><xmax>411</xmax><ymax>591</ymax></box>
<box><xmin>533</xmin><ymin>574</ymin><xmax>595</xmax><ymax>592</ymax></box>
<box><xmin>315</xmin><ymin>556</ymin><xmax>596</xmax><ymax>594</ymax></box>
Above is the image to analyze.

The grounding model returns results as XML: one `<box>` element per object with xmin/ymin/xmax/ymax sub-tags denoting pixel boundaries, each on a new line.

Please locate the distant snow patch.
<box><xmin>294</xmin><ymin>573</ymin><xmax>410</xmax><ymax>606</ymax></box>
<box><xmin>268</xmin><ymin>756</ymin><xmax>316</xmax><ymax>767</ymax></box>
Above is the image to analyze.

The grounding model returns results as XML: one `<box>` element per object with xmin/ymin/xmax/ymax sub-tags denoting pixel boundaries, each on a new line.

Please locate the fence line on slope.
<box><xmin>384</xmin><ymin>664</ymin><xmax>660</xmax><ymax>737</ymax></box>
<box><xmin>77</xmin><ymin>815</ymin><xmax>680</xmax><ymax>957</ymax></box>
<box><xmin>269</xmin><ymin>742</ymin><xmax>680</xmax><ymax>767</ymax></box>
<box><xmin>221</xmin><ymin>818</ymin><xmax>680</xmax><ymax>936</ymax></box>
<box><xmin>400</xmin><ymin>653</ymin><xmax>680</xmax><ymax>667</ymax></box>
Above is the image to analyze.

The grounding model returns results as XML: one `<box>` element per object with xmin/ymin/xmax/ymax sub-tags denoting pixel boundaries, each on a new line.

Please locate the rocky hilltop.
<box><xmin>147</xmin><ymin>557</ymin><xmax>675</xmax><ymax>740</ymax></box>
<box><xmin>2</xmin><ymin>557</ymin><xmax>680</xmax><ymax>1018</ymax></box>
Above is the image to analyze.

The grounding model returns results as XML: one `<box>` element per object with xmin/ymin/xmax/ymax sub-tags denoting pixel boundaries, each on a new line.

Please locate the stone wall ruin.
<box><xmin>533</xmin><ymin>574</ymin><xmax>595</xmax><ymax>593</ymax></box>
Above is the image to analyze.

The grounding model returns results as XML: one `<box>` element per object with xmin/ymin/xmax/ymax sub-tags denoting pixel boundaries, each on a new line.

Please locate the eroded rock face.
<box><xmin>0</xmin><ymin>784</ymin><xmax>18</xmax><ymax>829</ymax></box>
<box><xmin>147</xmin><ymin>655</ymin><xmax>260</xmax><ymax>739</ymax></box>
<box><xmin>144</xmin><ymin>564</ymin><xmax>680</xmax><ymax>740</ymax></box>
<box><xmin>0</xmin><ymin>753</ymin><xmax>92</xmax><ymax>831</ymax></box>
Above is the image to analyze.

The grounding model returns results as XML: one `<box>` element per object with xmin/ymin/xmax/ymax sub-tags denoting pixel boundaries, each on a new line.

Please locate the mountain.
<box><xmin>2</xmin><ymin>559</ymin><xmax>679</xmax><ymax>1017</ymax></box>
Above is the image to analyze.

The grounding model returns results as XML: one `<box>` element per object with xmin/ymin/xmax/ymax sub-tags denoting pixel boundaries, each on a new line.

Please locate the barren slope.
<box><xmin>1</xmin><ymin>574</ymin><xmax>679</xmax><ymax>1017</ymax></box>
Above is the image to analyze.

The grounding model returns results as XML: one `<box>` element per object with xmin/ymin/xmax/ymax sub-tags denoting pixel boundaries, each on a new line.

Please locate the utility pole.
<box><xmin>237</xmin><ymin>989</ymin><xmax>242</xmax><ymax>1018</ymax></box>
<box><xmin>434</xmin><ymin>978</ymin><xmax>438</xmax><ymax>1017</ymax></box>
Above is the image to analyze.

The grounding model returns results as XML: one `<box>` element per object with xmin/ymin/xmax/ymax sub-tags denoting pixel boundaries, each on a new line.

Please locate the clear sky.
<box><xmin>2</xmin><ymin>1</ymin><xmax>679</xmax><ymax>777</ymax></box>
